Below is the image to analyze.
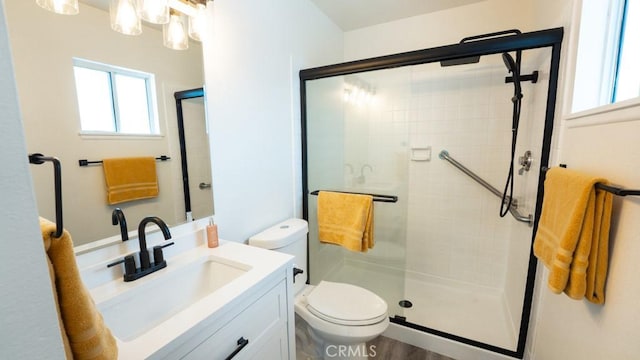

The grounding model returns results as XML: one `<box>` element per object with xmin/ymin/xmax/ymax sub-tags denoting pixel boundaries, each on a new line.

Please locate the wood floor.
<box><xmin>295</xmin><ymin>314</ymin><xmax>456</xmax><ymax>360</ymax></box>
<box><xmin>367</xmin><ymin>336</ymin><xmax>456</xmax><ymax>360</ymax></box>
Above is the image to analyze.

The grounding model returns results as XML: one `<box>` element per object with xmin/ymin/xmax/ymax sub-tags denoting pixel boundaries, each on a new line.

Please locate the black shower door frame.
<box><xmin>299</xmin><ymin>27</ymin><xmax>564</xmax><ymax>359</ymax></box>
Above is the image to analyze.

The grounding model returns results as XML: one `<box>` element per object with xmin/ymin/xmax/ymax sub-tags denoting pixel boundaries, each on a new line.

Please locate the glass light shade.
<box><xmin>110</xmin><ymin>0</ymin><xmax>142</xmax><ymax>36</ymax></box>
<box><xmin>36</xmin><ymin>0</ymin><xmax>79</xmax><ymax>15</ymax></box>
<box><xmin>138</xmin><ymin>0</ymin><xmax>169</xmax><ymax>25</ymax></box>
<box><xmin>188</xmin><ymin>3</ymin><xmax>207</xmax><ymax>41</ymax></box>
<box><xmin>163</xmin><ymin>13</ymin><xmax>189</xmax><ymax>50</ymax></box>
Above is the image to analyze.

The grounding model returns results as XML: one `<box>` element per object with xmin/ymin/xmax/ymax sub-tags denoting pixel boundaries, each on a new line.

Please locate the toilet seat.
<box><xmin>306</xmin><ymin>281</ymin><xmax>388</xmax><ymax>326</ymax></box>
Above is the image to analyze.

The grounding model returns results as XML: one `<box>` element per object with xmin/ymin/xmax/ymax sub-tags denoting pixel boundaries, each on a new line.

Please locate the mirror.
<box><xmin>6</xmin><ymin>1</ymin><xmax>212</xmax><ymax>246</ymax></box>
<box><xmin>174</xmin><ymin>88</ymin><xmax>214</xmax><ymax>221</ymax></box>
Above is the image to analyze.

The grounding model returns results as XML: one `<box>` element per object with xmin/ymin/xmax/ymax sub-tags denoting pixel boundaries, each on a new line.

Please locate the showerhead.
<box><xmin>440</xmin><ymin>56</ymin><xmax>480</xmax><ymax>67</ymax></box>
<box><xmin>501</xmin><ymin>52</ymin><xmax>518</xmax><ymax>74</ymax></box>
<box><xmin>502</xmin><ymin>52</ymin><xmax>522</xmax><ymax>102</ymax></box>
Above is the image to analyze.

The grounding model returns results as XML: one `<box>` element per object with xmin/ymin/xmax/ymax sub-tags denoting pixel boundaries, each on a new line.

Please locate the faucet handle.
<box><xmin>107</xmin><ymin>255</ymin><xmax>136</xmax><ymax>277</ymax></box>
<box><xmin>153</xmin><ymin>242</ymin><xmax>175</xmax><ymax>266</ymax></box>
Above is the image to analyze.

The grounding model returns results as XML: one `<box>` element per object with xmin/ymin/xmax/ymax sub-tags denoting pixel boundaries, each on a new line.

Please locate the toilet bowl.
<box><xmin>249</xmin><ymin>218</ymin><xmax>389</xmax><ymax>359</ymax></box>
<box><xmin>296</xmin><ymin>281</ymin><xmax>389</xmax><ymax>343</ymax></box>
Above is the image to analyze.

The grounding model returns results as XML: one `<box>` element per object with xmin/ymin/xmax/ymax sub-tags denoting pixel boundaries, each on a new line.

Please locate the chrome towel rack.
<box><xmin>310</xmin><ymin>190</ymin><xmax>398</xmax><ymax>203</ymax></box>
<box><xmin>28</xmin><ymin>153</ymin><xmax>63</xmax><ymax>238</ymax></box>
<box><xmin>439</xmin><ymin>150</ymin><xmax>533</xmax><ymax>226</ymax></box>
<box><xmin>78</xmin><ymin>155</ymin><xmax>171</xmax><ymax>167</ymax></box>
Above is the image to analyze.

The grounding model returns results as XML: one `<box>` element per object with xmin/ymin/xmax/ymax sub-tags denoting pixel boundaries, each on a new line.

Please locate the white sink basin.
<box><xmin>97</xmin><ymin>255</ymin><xmax>250</xmax><ymax>341</ymax></box>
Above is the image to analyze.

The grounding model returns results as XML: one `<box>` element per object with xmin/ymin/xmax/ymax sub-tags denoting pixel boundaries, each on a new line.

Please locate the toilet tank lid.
<box><xmin>248</xmin><ymin>218</ymin><xmax>308</xmax><ymax>249</ymax></box>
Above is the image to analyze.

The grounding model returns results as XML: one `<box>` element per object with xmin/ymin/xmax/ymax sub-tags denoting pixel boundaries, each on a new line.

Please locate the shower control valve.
<box><xmin>518</xmin><ymin>150</ymin><xmax>533</xmax><ymax>175</ymax></box>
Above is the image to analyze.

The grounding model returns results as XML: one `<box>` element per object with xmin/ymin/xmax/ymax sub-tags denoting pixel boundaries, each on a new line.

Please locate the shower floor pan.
<box><xmin>324</xmin><ymin>260</ymin><xmax>517</xmax><ymax>350</ymax></box>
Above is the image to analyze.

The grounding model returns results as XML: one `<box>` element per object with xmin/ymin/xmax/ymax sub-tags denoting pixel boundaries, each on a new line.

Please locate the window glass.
<box><xmin>73</xmin><ymin>67</ymin><xmax>115</xmax><ymax>132</ymax></box>
<box><xmin>115</xmin><ymin>74</ymin><xmax>152</xmax><ymax>134</ymax></box>
<box><xmin>614</xmin><ymin>0</ymin><xmax>640</xmax><ymax>102</ymax></box>
<box><xmin>572</xmin><ymin>0</ymin><xmax>639</xmax><ymax>113</ymax></box>
<box><xmin>73</xmin><ymin>59</ymin><xmax>158</xmax><ymax>135</ymax></box>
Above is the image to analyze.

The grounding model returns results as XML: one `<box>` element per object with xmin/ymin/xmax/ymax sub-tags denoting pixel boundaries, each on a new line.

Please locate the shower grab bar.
<box><xmin>310</xmin><ymin>190</ymin><xmax>398</xmax><ymax>203</ymax></box>
<box><xmin>439</xmin><ymin>150</ymin><xmax>533</xmax><ymax>226</ymax></box>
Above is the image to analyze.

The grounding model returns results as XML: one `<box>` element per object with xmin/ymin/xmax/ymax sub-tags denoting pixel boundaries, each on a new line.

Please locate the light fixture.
<box><xmin>188</xmin><ymin>2</ymin><xmax>207</xmax><ymax>41</ymax></box>
<box><xmin>139</xmin><ymin>0</ymin><xmax>170</xmax><ymax>25</ymax></box>
<box><xmin>110</xmin><ymin>0</ymin><xmax>142</xmax><ymax>36</ymax></box>
<box><xmin>36</xmin><ymin>0</ymin><xmax>79</xmax><ymax>15</ymax></box>
<box><xmin>163</xmin><ymin>9</ymin><xmax>189</xmax><ymax>50</ymax></box>
<box><xmin>36</xmin><ymin>0</ymin><xmax>211</xmax><ymax>49</ymax></box>
<box><xmin>343</xmin><ymin>77</ymin><xmax>376</xmax><ymax>106</ymax></box>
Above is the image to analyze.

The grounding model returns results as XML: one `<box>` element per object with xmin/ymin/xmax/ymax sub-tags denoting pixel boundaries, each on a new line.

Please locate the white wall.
<box><xmin>531</xmin><ymin>110</ymin><xmax>640</xmax><ymax>360</ymax></box>
<box><xmin>5</xmin><ymin>1</ymin><xmax>204</xmax><ymax>245</ymax></box>
<box><xmin>0</xmin><ymin>1</ymin><xmax>66</xmax><ymax>358</ymax></box>
<box><xmin>344</xmin><ymin>0</ymin><xmax>535</xmax><ymax>61</ymax></box>
<box><xmin>528</xmin><ymin>0</ymin><xmax>640</xmax><ymax>359</ymax></box>
<box><xmin>203</xmin><ymin>0</ymin><xmax>344</xmax><ymax>242</ymax></box>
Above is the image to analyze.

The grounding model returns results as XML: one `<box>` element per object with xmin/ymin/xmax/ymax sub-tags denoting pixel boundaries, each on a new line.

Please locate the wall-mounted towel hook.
<box><xmin>28</xmin><ymin>153</ymin><xmax>63</xmax><ymax>238</ymax></box>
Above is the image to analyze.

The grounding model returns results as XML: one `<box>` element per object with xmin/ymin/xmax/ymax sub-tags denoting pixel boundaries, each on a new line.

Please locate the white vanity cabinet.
<box><xmin>180</xmin><ymin>279</ymin><xmax>289</xmax><ymax>360</ymax></box>
<box><xmin>151</xmin><ymin>269</ymin><xmax>293</xmax><ymax>360</ymax></box>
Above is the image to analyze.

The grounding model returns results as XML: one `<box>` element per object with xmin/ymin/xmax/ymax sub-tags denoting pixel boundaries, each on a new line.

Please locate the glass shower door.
<box><xmin>301</xmin><ymin>28</ymin><xmax>565</xmax><ymax>358</ymax></box>
<box><xmin>305</xmin><ymin>71</ymin><xmax>410</xmax><ymax>319</ymax></box>
<box><xmin>304</xmin><ymin>46</ymin><xmax>555</xmax><ymax>353</ymax></box>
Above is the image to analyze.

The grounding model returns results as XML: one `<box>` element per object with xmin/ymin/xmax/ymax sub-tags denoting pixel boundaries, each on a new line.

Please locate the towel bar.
<box><xmin>28</xmin><ymin>153</ymin><xmax>63</xmax><ymax>238</ymax></box>
<box><xmin>542</xmin><ymin>166</ymin><xmax>640</xmax><ymax>197</ymax></box>
<box><xmin>310</xmin><ymin>190</ymin><xmax>398</xmax><ymax>203</ymax></box>
<box><xmin>594</xmin><ymin>183</ymin><xmax>640</xmax><ymax>197</ymax></box>
<box><xmin>78</xmin><ymin>155</ymin><xmax>170</xmax><ymax>167</ymax></box>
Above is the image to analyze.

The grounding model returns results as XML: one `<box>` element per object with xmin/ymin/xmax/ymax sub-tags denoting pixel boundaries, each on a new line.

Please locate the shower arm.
<box><xmin>439</xmin><ymin>150</ymin><xmax>533</xmax><ymax>226</ymax></box>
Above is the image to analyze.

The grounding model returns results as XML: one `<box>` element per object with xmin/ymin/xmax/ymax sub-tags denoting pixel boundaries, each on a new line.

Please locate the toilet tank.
<box><xmin>249</xmin><ymin>218</ymin><xmax>308</xmax><ymax>295</ymax></box>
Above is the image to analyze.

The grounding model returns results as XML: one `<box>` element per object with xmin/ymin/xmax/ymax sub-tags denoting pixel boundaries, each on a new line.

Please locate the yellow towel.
<box><xmin>102</xmin><ymin>157</ymin><xmax>159</xmax><ymax>205</ymax></box>
<box><xmin>41</xmin><ymin>217</ymin><xmax>118</xmax><ymax>360</ymax></box>
<box><xmin>533</xmin><ymin>167</ymin><xmax>613</xmax><ymax>304</ymax></box>
<box><xmin>317</xmin><ymin>191</ymin><xmax>374</xmax><ymax>252</ymax></box>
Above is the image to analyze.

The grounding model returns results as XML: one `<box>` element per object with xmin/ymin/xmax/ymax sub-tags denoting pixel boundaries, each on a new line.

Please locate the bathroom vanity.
<box><xmin>76</xmin><ymin>219</ymin><xmax>295</xmax><ymax>359</ymax></box>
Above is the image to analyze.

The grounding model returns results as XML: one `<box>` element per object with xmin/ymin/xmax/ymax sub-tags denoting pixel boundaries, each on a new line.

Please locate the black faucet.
<box><xmin>137</xmin><ymin>216</ymin><xmax>172</xmax><ymax>271</ymax></box>
<box><xmin>108</xmin><ymin>216</ymin><xmax>174</xmax><ymax>282</ymax></box>
<box><xmin>111</xmin><ymin>208</ymin><xmax>128</xmax><ymax>241</ymax></box>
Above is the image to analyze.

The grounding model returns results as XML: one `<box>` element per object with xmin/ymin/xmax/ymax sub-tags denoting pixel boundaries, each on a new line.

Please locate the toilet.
<box><xmin>249</xmin><ymin>218</ymin><xmax>389</xmax><ymax>359</ymax></box>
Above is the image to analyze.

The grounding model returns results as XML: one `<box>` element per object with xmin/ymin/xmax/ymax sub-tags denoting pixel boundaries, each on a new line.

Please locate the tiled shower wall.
<box><xmin>406</xmin><ymin>65</ymin><xmax>517</xmax><ymax>289</ymax></box>
<box><xmin>343</xmin><ymin>61</ymin><xmax>540</xmax><ymax>289</ymax></box>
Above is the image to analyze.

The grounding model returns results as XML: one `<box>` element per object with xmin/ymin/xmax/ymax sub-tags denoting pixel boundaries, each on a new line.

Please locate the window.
<box><xmin>614</xmin><ymin>0</ymin><xmax>640</xmax><ymax>102</ymax></box>
<box><xmin>572</xmin><ymin>0</ymin><xmax>640</xmax><ymax>113</ymax></box>
<box><xmin>73</xmin><ymin>59</ymin><xmax>159</xmax><ymax>135</ymax></box>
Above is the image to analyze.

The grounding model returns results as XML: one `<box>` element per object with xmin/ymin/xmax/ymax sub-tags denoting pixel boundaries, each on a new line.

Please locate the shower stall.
<box><xmin>300</xmin><ymin>28</ymin><xmax>563</xmax><ymax>358</ymax></box>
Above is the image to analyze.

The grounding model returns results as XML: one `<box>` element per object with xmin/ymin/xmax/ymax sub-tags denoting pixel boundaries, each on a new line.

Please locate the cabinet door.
<box><xmin>181</xmin><ymin>281</ymin><xmax>287</xmax><ymax>360</ymax></box>
<box><xmin>246</xmin><ymin>325</ymin><xmax>288</xmax><ymax>360</ymax></box>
